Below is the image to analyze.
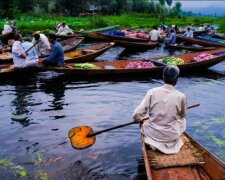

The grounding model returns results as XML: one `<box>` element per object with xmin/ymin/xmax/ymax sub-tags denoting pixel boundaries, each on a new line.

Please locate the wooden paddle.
<box><xmin>147</xmin><ymin>58</ymin><xmax>167</xmax><ymax>66</ymax></box>
<box><xmin>25</xmin><ymin>40</ymin><xmax>40</xmax><ymax>53</ymax></box>
<box><xmin>68</xmin><ymin>103</ymin><xmax>200</xmax><ymax>150</ymax></box>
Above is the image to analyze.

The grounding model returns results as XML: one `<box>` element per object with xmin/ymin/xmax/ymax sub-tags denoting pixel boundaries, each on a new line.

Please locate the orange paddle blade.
<box><xmin>68</xmin><ymin>126</ymin><xmax>96</xmax><ymax>150</ymax></box>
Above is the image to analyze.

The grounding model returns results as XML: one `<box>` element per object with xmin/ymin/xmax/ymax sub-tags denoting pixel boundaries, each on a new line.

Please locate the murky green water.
<box><xmin>0</xmin><ymin>43</ymin><xmax>225</xmax><ymax>179</ymax></box>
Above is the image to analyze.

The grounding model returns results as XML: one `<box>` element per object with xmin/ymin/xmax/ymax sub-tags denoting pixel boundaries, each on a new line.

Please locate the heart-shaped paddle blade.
<box><xmin>68</xmin><ymin>126</ymin><xmax>96</xmax><ymax>150</ymax></box>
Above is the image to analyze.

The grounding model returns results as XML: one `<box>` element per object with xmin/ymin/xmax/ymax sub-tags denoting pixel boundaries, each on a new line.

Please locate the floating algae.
<box><xmin>211</xmin><ymin>117</ymin><xmax>225</xmax><ymax>124</ymax></box>
<box><xmin>0</xmin><ymin>159</ymin><xmax>27</xmax><ymax>178</ymax></box>
<box><xmin>207</xmin><ymin>133</ymin><xmax>225</xmax><ymax>146</ymax></box>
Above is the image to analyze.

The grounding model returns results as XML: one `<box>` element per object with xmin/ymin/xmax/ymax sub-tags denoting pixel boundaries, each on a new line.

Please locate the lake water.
<box><xmin>0</xmin><ymin>43</ymin><xmax>225</xmax><ymax>179</ymax></box>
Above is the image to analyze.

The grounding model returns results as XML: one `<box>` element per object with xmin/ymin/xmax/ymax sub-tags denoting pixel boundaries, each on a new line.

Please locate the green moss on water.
<box><xmin>35</xmin><ymin>153</ymin><xmax>43</xmax><ymax>166</ymax></box>
<box><xmin>37</xmin><ymin>172</ymin><xmax>48</xmax><ymax>180</ymax></box>
<box><xmin>0</xmin><ymin>158</ymin><xmax>27</xmax><ymax>178</ymax></box>
<box><xmin>208</xmin><ymin>133</ymin><xmax>225</xmax><ymax>146</ymax></box>
<box><xmin>211</xmin><ymin>118</ymin><xmax>225</xmax><ymax>124</ymax></box>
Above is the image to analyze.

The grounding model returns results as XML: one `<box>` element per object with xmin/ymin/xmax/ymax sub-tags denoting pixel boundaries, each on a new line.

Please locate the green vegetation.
<box><xmin>0</xmin><ymin>159</ymin><xmax>27</xmax><ymax>178</ymax></box>
<box><xmin>0</xmin><ymin>14</ymin><xmax>219</xmax><ymax>34</ymax></box>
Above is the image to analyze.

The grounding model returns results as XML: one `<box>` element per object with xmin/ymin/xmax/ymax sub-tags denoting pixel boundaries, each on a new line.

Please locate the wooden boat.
<box><xmin>56</xmin><ymin>34</ymin><xmax>79</xmax><ymax>40</ymax></box>
<box><xmin>165</xmin><ymin>44</ymin><xmax>216</xmax><ymax>51</ymax></box>
<box><xmin>52</xmin><ymin>48</ymin><xmax>225</xmax><ymax>78</ymax></box>
<box><xmin>142</xmin><ymin>133</ymin><xmax>225</xmax><ymax>180</ymax></box>
<box><xmin>39</xmin><ymin>37</ymin><xmax>84</xmax><ymax>58</ymax></box>
<box><xmin>59</xmin><ymin>37</ymin><xmax>84</xmax><ymax>53</ymax></box>
<box><xmin>0</xmin><ymin>32</ymin><xmax>15</xmax><ymax>45</ymax></box>
<box><xmin>197</xmin><ymin>35</ymin><xmax>225</xmax><ymax>44</ymax></box>
<box><xmin>177</xmin><ymin>35</ymin><xmax>225</xmax><ymax>47</ymax></box>
<box><xmin>64</xmin><ymin>42</ymin><xmax>115</xmax><ymax>63</ymax></box>
<box><xmin>114</xmin><ymin>40</ymin><xmax>159</xmax><ymax>49</ymax></box>
<box><xmin>212</xmin><ymin>34</ymin><xmax>225</xmax><ymax>40</ymax></box>
<box><xmin>0</xmin><ymin>52</ymin><xmax>13</xmax><ymax>64</ymax></box>
<box><xmin>100</xmin><ymin>32</ymin><xmax>149</xmax><ymax>42</ymax></box>
<box><xmin>79</xmin><ymin>25</ymin><xmax>120</xmax><ymax>36</ymax></box>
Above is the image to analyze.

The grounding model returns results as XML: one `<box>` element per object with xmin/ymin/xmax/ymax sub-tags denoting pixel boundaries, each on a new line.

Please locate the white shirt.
<box><xmin>150</xmin><ymin>29</ymin><xmax>160</xmax><ymax>41</ymax></box>
<box><xmin>56</xmin><ymin>25</ymin><xmax>74</xmax><ymax>35</ymax></box>
<box><xmin>198</xmin><ymin>27</ymin><xmax>204</xmax><ymax>31</ymax></box>
<box><xmin>183</xmin><ymin>30</ymin><xmax>193</xmax><ymax>38</ymax></box>
<box><xmin>22</xmin><ymin>41</ymin><xmax>38</xmax><ymax>60</ymax></box>
<box><xmin>12</xmin><ymin>41</ymin><xmax>38</xmax><ymax>68</ymax></box>
<box><xmin>2</xmin><ymin>24</ymin><xmax>12</xmax><ymax>34</ymax></box>
<box><xmin>32</xmin><ymin>34</ymin><xmax>51</xmax><ymax>56</ymax></box>
<box><xmin>133</xmin><ymin>84</ymin><xmax>187</xmax><ymax>154</ymax></box>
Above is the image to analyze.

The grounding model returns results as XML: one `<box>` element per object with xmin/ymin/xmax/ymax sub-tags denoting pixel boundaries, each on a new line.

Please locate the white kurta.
<box><xmin>133</xmin><ymin>84</ymin><xmax>187</xmax><ymax>154</ymax></box>
<box><xmin>12</xmin><ymin>41</ymin><xmax>38</xmax><ymax>68</ymax></box>
<box><xmin>2</xmin><ymin>24</ymin><xmax>12</xmax><ymax>34</ymax></box>
<box><xmin>32</xmin><ymin>34</ymin><xmax>51</xmax><ymax>56</ymax></box>
<box><xmin>56</xmin><ymin>25</ymin><xmax>73</xmax><ymax>35</ymax></box>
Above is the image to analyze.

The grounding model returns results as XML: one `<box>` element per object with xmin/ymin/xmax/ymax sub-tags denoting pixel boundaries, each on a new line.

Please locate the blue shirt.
<box><xmin>21</xmin><ymin>41</ymin><xmax>38</xmax><ymax>60</ymax></box>
<box><xmin>168</xmin><ymin>32</ymin><xmax>176</xmax><ymax>45</ymax></box>
<box><xmin>44</xmin><ymin>41</ymin><xmax>64</xmax><ymax>66</ymax></box>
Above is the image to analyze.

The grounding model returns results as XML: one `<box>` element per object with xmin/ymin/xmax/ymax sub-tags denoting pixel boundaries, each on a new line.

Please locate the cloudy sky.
<box><xmin>172</xmin><ymin>0</ymin><xmax>225</xmax><ymax>16</ymax></box>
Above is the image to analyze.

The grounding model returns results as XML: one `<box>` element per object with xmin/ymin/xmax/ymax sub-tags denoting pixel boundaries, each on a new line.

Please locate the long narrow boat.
<box><xmin>165</xmin><ymin>44</ymin><xmax>216</xmax><ymax>51</ymax></box>
<box><xmin>56</xmin><ymin>34</ymin><xmax>79</xmax><ymax>40</ymax></box>
<box><xmin>100</xmin><ymin>33</ymin><xmax>149</xmax><ymax>42</ymax></box>
<box><xmin>40</xmin><ymin>37</ymin><xmax>84</xmax><ymax>58</ymax></box>
<box><xmin>212</xmin><ymin>34</ymin><xmax>225</xmax><ymax>40</ymax></box>
<box><xmin>79</xmin><ymin>25</ymin><xmax>120</xmax><ymax>36</ymax></box>
<box><xmin>197</xmin><ymin>35</ymin><xmax>225</xmax><ymax>44</ymax></box>
<box><xmin>114</xmin><ymin>40</ymin><xmax>159</xmax><ymax>49</ymax></box>
<box><xmin>177</xmin><ymin>35</ymin><xmax>225</xmax><ymax>47</ymax></box>
<box><xmin>64</xmin><ymin>42</ymin><xmax>115</xmax><ymax>63</ymax></box>
<box><xmin>0</xmin><ymin>52</ymin><xmax>13</xmax><ymax>64</ymax></box>
<box><xmin>52</xmin><ymin>48</ymin><xmax>225</xmax><ymax>78</ymax></box>
<box><xmin>142</xmin><ymin>133</ymin><xmax>225</xmax><ymax>180</ymax></box>
<box><xmin>0</xmin><ymin>32</ymin><xmax>15</xmax><ymax>45</ymax></box>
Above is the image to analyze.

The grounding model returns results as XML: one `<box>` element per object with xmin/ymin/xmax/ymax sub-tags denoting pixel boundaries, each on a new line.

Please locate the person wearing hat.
<box><xmin>31</xmin><ymin>32</ymin><xmax>51</xmax><ymax>57</ymax></box>
<box><xmin>39</xmin><ymin>32</ymin><xmax>64</xmax><ymax>66</ymax></box>
<box><xmin>12</xmin><ymin>34</ymin><xmax>38</xmax><ymax>68</ymax></box>
<box><xmin>56</xmin><ymin>22</ymin><xmax>74</xmax><ymax>35</ymax></box>
<box><xmin>22</xmin><ymin>36</ymin><xmax>38</xmax><ymax>60</ymax></box>
<box><xmin>2</xmin><ymin>21</ymin><xmax>12</xmax><ymax>34</ymax></box>
<box><xmin>133</xmin><ymin>65</ymin><xmax>187</xmax><ymax>154</ymax></box>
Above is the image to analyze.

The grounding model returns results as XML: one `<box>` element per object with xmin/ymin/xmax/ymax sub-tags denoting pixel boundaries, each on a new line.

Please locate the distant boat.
<box><xmin>64</xmin><ymin>42</ymin><xmax>115</xmax><ymax>63</ymax></box>
<box><xmin>114</xmin><ymin>40</ymin><xmax>159</xmax><ymax>49</ymax></box>
<box><xmin>177</xmin><ymin>35</ymin><xmax>225</xmax><ymax>47</ymax></box>
<box><xmin>165</xmin><ymin>44</ymin><xmax>216</xmax><ymax>51</ymax></box>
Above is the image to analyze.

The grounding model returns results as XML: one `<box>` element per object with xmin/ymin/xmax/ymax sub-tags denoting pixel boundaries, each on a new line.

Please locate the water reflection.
<box><xmin>11</xmin><ymin>81</ymin><xmax>37</xmax><ymax>127</ymax></box>
<box><xmin>39</xmin><ymin>75</ymin><xmax>67</xmax><ymax>120</ymax></box>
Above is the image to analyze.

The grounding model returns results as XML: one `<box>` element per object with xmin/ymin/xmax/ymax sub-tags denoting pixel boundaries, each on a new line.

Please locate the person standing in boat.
<box><xmin>12</xmin><ymin>34</ymin><xmax>38</xmax><ymax>68</ymax></box>
<box><xmin>32</xmin><ymin>32</ymin><xmax>51</xmax><ymax>57</ymax></box>
<box><xmin>182</xmin><ymin>27</ymin><xmax>193</xmax><ymax>38</ymax></box>
<box><xmin>11</xmin><ymin>20</ymin><xmax>19</xmax><ymax>33</ymax></box>
<box><xmin>22</xmin><ymin>36</ymin><xmax>38</xmax><ymax>60</ymax></box>
<box><xmin>39</xmin><ymin>32</ymin><xmax>64</xmax><ymax>66</ymax></box>
<box><xmin>56</xmin><ymin>22</ymin><xmax>74</xmax><ymax>36</ymax></box>
<box><xmin>133</xmin><ymin>65</ymin><xmax>187</xmax><ymax>154</ymax></box>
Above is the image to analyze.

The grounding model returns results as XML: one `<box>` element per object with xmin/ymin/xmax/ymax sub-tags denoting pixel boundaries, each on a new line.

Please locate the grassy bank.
<box><xmin>0</xmin><ymin>13</ymin><xmax>220</xmax><ymax>34</ymax></box>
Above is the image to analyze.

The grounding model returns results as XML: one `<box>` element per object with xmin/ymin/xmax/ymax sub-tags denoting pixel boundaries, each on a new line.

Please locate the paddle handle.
<box><xmin>87</xmin><ymin>104</ymin><xmax>200</xmax><ymax>137</ymax></box>
<box><xmin>25</xmin><ymin>40</ymin><xmax>40</xmax><ymax>53</ymax></box>
<box><xmin>147</xmin><ymin>59</ymin><xmax>167</xmax><ymax>66</ymax></box>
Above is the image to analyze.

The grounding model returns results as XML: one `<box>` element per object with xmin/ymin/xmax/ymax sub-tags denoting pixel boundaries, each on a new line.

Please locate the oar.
<box><xmin>68</xmin><ymin>103</ymin><xmax>200</xmax><ymax>150</ymax></box>
<box><xmin>147</xmin><ymin>58</ymin><xmax>167</xmax><ymax>66</ymax></box>
<box><xmin>25</xmin><ymin>40</ymin><xmax>40</xmax><ymax>53</ymax></box>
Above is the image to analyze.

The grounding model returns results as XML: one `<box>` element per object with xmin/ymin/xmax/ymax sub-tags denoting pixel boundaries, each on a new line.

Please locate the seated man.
<box><xmin>39</xmin><ymin>33</ymin><xmax>64</xmax><ymax>66</ymax></box>
<box><xmin>21</xmin><ymin>36</ymin><xmax>38</xmax><ymax>60</ymax></box>
<box><xmin>149</xmin><ymin>26</ymin><xmax>160</xmax><ymax>42</ymax></box>
<box><xmin>183</xmin><ymin>27</ymin><xmax>193</xmax><ymax>38</ymax></box>
<box><xmin>32</xmin><ymin>32</ymin><xmax>51</xmax><ymax>57</ymax></box>
<box><xmin>56</xmin><ymin>22</ymin><xmax>74</xmax><ymax>35</ymax></box>
<box><xmin>12</xmin><ymin>34</ymin><xmax>38</xmax><ymax>68</ymax></box>
<box><xmin>133</xmin><ymin>65</ymin><xmax>187</xmax><ymax>154</ymax></box>
<box><xmin>165</xmin><ymin>29</ymin><xmax>176</xmax><ymax>45</ymax></box>
<box><xmin>2</xmin><ymin>21</ymin><xmax>12</xmax><ymax>34</ymax></box>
